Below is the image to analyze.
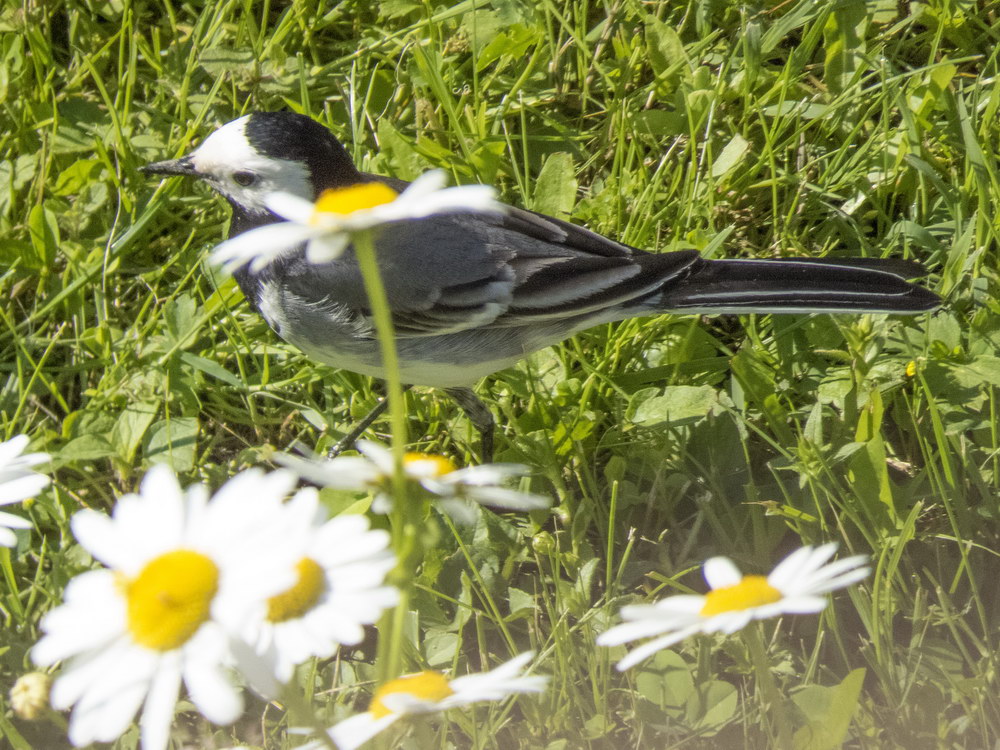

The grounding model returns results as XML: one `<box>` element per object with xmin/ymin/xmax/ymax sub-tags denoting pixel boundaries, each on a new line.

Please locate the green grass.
<box><xmin>3</xmin><ymin>0</ymin><xmax>1000</xmax><ymax>747</ymax></box>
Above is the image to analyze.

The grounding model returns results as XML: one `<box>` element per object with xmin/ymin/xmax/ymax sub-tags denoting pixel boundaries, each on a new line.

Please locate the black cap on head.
<box><xmin>244</xmin><ymin>112</ymin><xmax>362</xmax><ymax>191</ymax></box>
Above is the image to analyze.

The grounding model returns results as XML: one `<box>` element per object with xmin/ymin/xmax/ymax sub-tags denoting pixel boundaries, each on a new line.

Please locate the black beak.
<box><xmin>140</xmin><ymin>155</ymin><xmax>199</xmax><ymax>177</ymax></box>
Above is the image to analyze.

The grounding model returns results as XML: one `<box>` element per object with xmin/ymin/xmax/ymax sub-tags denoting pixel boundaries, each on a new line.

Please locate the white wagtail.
<box><xmin>142</xmin><ymin>111</ymin><xmax>939</xmax><ymax>459</ymax></box>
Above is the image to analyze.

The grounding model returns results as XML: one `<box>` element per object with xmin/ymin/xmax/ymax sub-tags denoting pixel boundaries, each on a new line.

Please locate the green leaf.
<box><xmin>0</xmin><ymin>709</ymin><xmax>32</xmax><ymax>750</ymax></box>
<box><xmin>423</xmin><ymin>629</ymin><xmax>460</xmax><ymax>667</ymax></box>
<box><xmin>645</xmin><ymin>17</ymin><xmax>688</xmax><ymax>83</ymax></box>
<box><xmin>60</xmin><ymin>434</ymin><xmax>115</xmax><ymax>462</ymax></box>
<box><xmin>507</xmin><ymin>586</ymin><xmax>535</xmax><ymax>618</ymax></box>
<box><xmin>951</xmin><ymin>355</ymin><xmax>1000</xmax><ymax>389</ymax></box>
<box><xmin>112</xmin><ymin>401</ymin><xmax>159</xmax><ymax>463</ymax></box>
<box><xmin>632</xmin><ymin>109</ymin><xmax>687</xmax><ymax>137</ymax></box>
<box><xmin>164</xmin><ymin>294</ymin><xmax>198</xmax><ymax>346</ymax></box>
<box><xmin>686</xmin><ymin>679</ymin><xmax>738</xmax><ymax>733</ymax></box>
<box><xmin>178</xmin><ymin>352</ymin><xmax>243</xmax><ymax>388</ymax></box>
<box><xmin>376</xmin><ymin>120</ymin><xmax>427</xmax><ymax>181</ymax></box>
<box><xmin>27</xmin><ymin>202</ymin><xmax>58</xmax><ymax>268</ymax></box>
<box><xmin>634</xmin><ymin>649</ymin><xmax>695</xmax><ymax>709</ymax></box>
<box><xmin>628</xmin><ymin>384</ymin><xmax>720</xmax><ymax>427</ymax></box>
<box><xmin>145</xmin><ymin>417</ymin><xmax>199</xmax><ymax>472</ymax></box>
<box><xmin>53</xmin><ymin>158</ymin><xmax>102</xmax><ymax>196</ymax></box>
<box><xmin>199</xmin><ymin>46</ymin><xmax>255</xmax><ymax>76</ymax></box>
<box><xmin>711</xmin><ymin>133</ymin><xmax>750</xmax><ymax>179</ymax></box>
<box><xmin>823</xmin><ymin>0</ymin><xmax>867</xmax><ymax>94</ymax></box>
<box><xmin>532</xmin><ymin>152</ymin><xmax>577</xmax><ymax>220</ymax></box>
<box><xmin>475</xmin><ymin>23</ymin><xmax>540</xmax><ymax>72</ymax></box>
<box><xmin>792</xmin><ymin>668</ymin><xmax>866</xmax><ymax>750</ymax></box>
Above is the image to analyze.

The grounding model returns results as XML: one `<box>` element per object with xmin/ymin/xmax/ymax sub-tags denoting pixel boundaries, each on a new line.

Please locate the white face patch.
<box><xmin>190</xmin><ymin>116</ymin><xmax>313</xmax><ymax>214</ymax></box>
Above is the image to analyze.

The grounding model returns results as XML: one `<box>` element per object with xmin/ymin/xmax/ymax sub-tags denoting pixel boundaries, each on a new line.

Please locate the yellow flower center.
<box><xmin>312</xmin><ymin>183</ymin><xmax>398</xmax><ymax>220</ymax></box>
<box><xmin>370</xmin><ymin>671</ymin><xmax>455</xmax><ymax>718</ymax></box>
<box><xmin>403</xmin><ymin>452</ymin><xmax>457</xmax><ymax>477</ymax></box>
<box><xmin>266</xmin><ymin>557</ymin><xmax>327</xmax><ymax>622</ymax></box>
<box><xmin>699</xmin><ymin>575</ymin><xmax>782</xmax><ymax>616</ymax></box>
<box><xmin>125</xmin><ymin>549</ymin><xmax>219</xmax><ymax>651</ymax></box>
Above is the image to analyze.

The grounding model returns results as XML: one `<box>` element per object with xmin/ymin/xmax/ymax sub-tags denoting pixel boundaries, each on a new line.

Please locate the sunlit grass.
<box><xmin>2</xmin><ymin>0</ymin><xmax>999</xmax><ymax>747</ymax></box>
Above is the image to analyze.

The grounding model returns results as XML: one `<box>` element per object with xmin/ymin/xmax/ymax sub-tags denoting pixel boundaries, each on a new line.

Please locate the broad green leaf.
<box><xmin>686</xmin><ymin>679</ymin><xmax>738</xmax><ymax>733</ymax></box>
<box><xmin>645</xmin><ymin>17</ymin><xmax>688</xmax><ymax>82</ymax></box>
<box><xmin>27</xmin><ymin>202</ymin><xmax>58</xmax><ymax>267</ymax></box>
<box><xmin>507</xmin><ymin>586</ymin><xmax>535</xmax><ymax>618</ymax></box>
<box><xmin>951</xmin><ymin>355</ymin><xmax>1000</xmax><ymax>389</ymax></box>
<box><xmin>164</xmin><ymin>294</ymin><xmax>198</xmax><ymax>346</ymax></box>
<box><xmin>710</xmin><ymin>133</ymin><xmax>750</xmax><ymax>179</ymax></box>
<box><xmin>792</xmin><ymin>668</ymin><xmax>866</xmax><ymax>750</ymax></box>
<box><xmin>532</xmin><ymin>152</ymin><xmax>577</xmax><ymax>220</ymax></box>
<box><xmin>635</xmin><ymin>649</ymin><xmax>694</xmax><ymax>708</ymax></box>
<box><xmin>823</xmin><ymin>0</ymin><xmax>867</xmax><ymax>94</ymax></box>
<box><xmin>112</xmin><ymin>402</ymin><xmax>159</xmax><ymax>463</ymax></box>
<box><xmin>199</xmin><ymin>47</ymin><xmax>254</xmax><ymax>76</ymax></box>
<box><xmin>145</xmin><ymin>417</ymin><xmax>199</xmax><ymax>472</ymax></box>
<box><xmin>628</xmin><ymin>385</ymin><xmax>719</xmax><ymax>427</ymax></box>
<box><xmin>59</xmin><ymin>434</ymin><xmax>115</xmax><ymax>462</ymax></box>
<box><xmin>423</xmin><ymin>629</ymin><xmax>460</xmax><ymax>667</ymax></box>
<box><xmin>376</xmin><ymin>120</ymin><xmax>427</xmax><ymax>181</ymax></box>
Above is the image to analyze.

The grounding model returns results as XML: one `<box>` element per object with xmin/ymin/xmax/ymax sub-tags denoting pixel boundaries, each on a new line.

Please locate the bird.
<box><xmin>141</xmin><ymin>111</ymin><xmax>940</xmax><ymax>461</ymax></box>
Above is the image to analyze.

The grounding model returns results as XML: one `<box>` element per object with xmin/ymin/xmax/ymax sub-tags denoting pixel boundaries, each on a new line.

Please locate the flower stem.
<box><xmin>743</xmin><ymin>623</ymin><xmax>794</xmax><ymax>749</ymax></box>
<box><xmin>351</xmin><ymin>230</ymin><xmax>414</xmax><ymax>684</ymax></box>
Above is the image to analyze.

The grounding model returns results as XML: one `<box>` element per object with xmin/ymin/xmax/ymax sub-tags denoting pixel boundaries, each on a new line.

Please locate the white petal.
<box><xmin>0</xmin><ymin>527</ymin><xmax>15</xmax><ymax>546</ymax></box>
<box><xmin>0</xmin><ymin>435</ymin><xmax>28</xmax><ymax>462</ymax></box>
<box><xmin>623</xmin><ymin>595</ymin><xmax>706</xmax><ymax>618</ymax></box>
<box><xmin>0</xmin><ymin>510</ymin><xmax>31</xmax><ymax>529</ymax></box>
<box><xmin>264</xmin><ymin>192</ymin><xmax>320</xmax><ymax>224</ymax></box>
<box><xmin>228</xmin><ymin>635</ymin><xmax>280</xmax><ymax>699</ymax></box>
<box><xmin>446</xmin><ymin>652</ymin><xmax>546</xmax><ymax>703</ymax></box>
<box><xmin>0</xmin><ymin>473</ymin><xmax>49</xmax><ymax>504</ymax></box>
<box><xmin>444</xmin><ymin>464</ymin><xmax>528</xmax><ymax>485</ymax></box>
<box><xmin>615</xmin><ymin>628</ymin><xmax>701</xmax><ymax>671</ymax></box>
<box><xmin>399</xmin><ymin>185</ymin><xmax>502</xmax><ymax>218</ymax></box>
<box><xmin>71</xmin><ymin>509</ymin><xmax>126</xmax><ymax>569</ymax></box>
<box><xmin>466</xmin><ymin>486</ymin><xmax>550</xmax><ymax>510</ymax></box>
<box><xmin>776</xmin><ymin>595</ymin><xmax>829</xmax><ymax>614</ymax></box>
<box><xmin>139</xmin><ymin>657</ymin><xmax>181</xmax><ymax>750</ymax></box>
<box><xmin>277</xmin><ymin>453</ymin><xmax>381</xmax><ymax>490</ymax></box>
<box><xmin>768</xmin><ymin>545</ymin><xmax>820</xmax><ymax>589</ymax></box>
<box><xmin>67</xmin><ymin>678</ymin><xmax>146</xmax><ymax>746</ymax></box>
<box><xmin>396</xmin><ymin>169</ymin><xmax>448</xmax><ymax>201</ymax></box>
<box><xmin>356</xmin><ymin>441</ymin><xmax>394</xmax><ymax>474</ymax></box>
<box><xmin>305</xmin><ymin>232</ymin><xmax>350</xmax><ymax>263</ymax></box>
<box><xmin>437</xmin><ymin>498</ymin><xmax>479</xmax><ymax>525</ymax></box>
<box><xmin>212</xmin><ymin>223</ymin><xmax>317</xmax><ymax>272</ymax></box>
<box><xmin>708</xmin><ymin>610</ymin><xmax>755</xmax><ymax>634</ymax></box>
<box><xmin>184</xmin><ymin>659</ymin><xmax>243</xmax><ymax>725</ymax></box>
<box><xmin>596</xmin><ymin>619</ymin><xmax>676</xmax><ymax>647</ymax></box>
<box><xmin>326</xmin><ymin>712</ymin><xmax>399</xmax><ymax>750</ymax></box>
<box><xmin>703</xmin><ymin>557</ymin><xmax>743</xmax><ymax>589</ymax></box>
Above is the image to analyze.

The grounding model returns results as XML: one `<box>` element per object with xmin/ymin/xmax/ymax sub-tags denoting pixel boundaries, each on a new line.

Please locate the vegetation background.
<box><xmin>2</xmin><ymin>0</ymin><xmax>999</xmax><ymax>747</ymax></box>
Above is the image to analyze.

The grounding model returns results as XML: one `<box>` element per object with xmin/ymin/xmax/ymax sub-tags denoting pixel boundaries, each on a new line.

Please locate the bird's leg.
<box><xmin>328</xmin><ymin>384</ymin><xmax>412</xmax><ymax>457</ymax></box>
<box><xmin>444</xmin><ymin>387</ymin><xmax>495</xmax><ymax>463</ymax></box>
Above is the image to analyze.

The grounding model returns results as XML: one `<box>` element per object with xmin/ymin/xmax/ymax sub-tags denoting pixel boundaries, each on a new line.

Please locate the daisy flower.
<box><xmin>597</xmin><ymin>543</ymin><xmax>870</xmax><ymax>670</ymax></box>
<box><xmin>32</xmin><ymin>466</ymin><xmax>304</xmax><ymax>750</ymax></box>
<box><xmin>0</xmin><ymin>434</ymin><xmax>50</xmax><ymax>547</ymax></box>
<box><xmin>241</xmin><ymin>487</ymin><xmax>398</xmax><ymax>683</ymax></box>
<box><xmin>307</xmin><ymin>652</ymin><xmax>547</xmax><ymax>750</ymax></box>
<box><xmin>212</xmin><ymin>169</ymin><xmax>502</xmax><ymax>271</ymax></box>
<box><xmin>278</xmin><ymin>440</ymin><xmax>550</xmax><ymax>524</ymax></box>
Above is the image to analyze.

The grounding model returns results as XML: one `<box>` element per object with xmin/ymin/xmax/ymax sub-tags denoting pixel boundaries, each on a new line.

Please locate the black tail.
<box><xmin>659</xmin><ymin>257</ymin><xmax>939</xmax><ymax>314</ymax></box>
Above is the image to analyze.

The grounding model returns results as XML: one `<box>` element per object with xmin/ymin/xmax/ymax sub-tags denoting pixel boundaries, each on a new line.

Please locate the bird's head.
<box><xmin>141</xmin><ymin>112</ymin><xmax>362</xmax><ymax>216</ymax></box>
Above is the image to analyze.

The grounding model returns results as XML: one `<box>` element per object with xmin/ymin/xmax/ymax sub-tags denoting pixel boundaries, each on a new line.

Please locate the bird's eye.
<box><xmin>232</xmin><ymin>171</ymin><xmax>257</xmax><ymax>187</ymax></box>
